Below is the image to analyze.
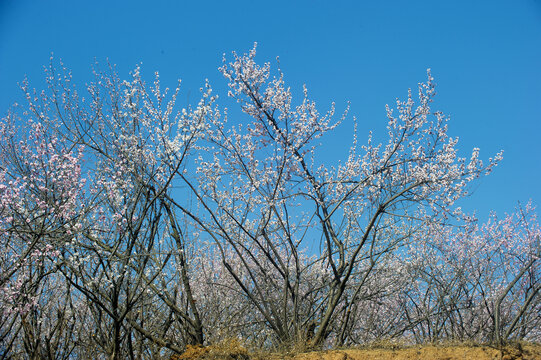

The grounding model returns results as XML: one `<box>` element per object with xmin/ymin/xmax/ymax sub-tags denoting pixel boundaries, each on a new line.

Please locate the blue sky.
<box><xmin>1</xmin><ymin>0</ymin><xmax>540</xmax><ymax>221</ymax></box>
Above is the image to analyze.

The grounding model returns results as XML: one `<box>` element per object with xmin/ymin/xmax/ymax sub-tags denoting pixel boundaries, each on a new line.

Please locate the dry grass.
<box><xmin>171</xmin><ymin>340</ymin><xmax>541</xmax><ymax>360</ymax></box>
<box><xmin>170</xmin><ymin>339</ymin><xmax>250</xmax><ymax>360</ymax></box>
<box><xmin>292</xmin><ymin>344</ymin><xmax>541</xmax><ymax>360</ymax></box>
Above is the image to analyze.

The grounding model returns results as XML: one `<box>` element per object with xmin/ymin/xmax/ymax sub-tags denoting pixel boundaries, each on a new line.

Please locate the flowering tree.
<box><xmin>2</xmin><ymin>45</ymin><xmax>539</xmax><ymax>357</ymax></box>
<box><xmin>398</xmin><ymin>203</ymin><xmax>540</xmax><ymax>344</ymax></box>
<box><xmin>52</xmin><ymin>63</ymin><xmax>213</xmax><ymax>358</ymax></box>
<box><xmin>188</xmin><ymin>44</ymin><xmax>503</xmax><ymax>346</ymax></box>
<box><xmin>0</xmin><ymin>104</ymin><xmax>86</xmax><ymax>358</ymax></box>
<box><xmin>0</xmin><ymin>60</ymin><xmax>214</xmax><ymax>358</ymax></box>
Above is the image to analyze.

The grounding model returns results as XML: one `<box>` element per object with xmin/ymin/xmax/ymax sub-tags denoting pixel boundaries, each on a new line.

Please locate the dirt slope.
<box><xmin>173</xmin><ymin>342</ymin><xmax>541</xmax><ymax>360</ymax></box>
<box><xmin>292</xmin><ymin>344</ymin><xmax>541</xmax><ymax>360</ymax></box>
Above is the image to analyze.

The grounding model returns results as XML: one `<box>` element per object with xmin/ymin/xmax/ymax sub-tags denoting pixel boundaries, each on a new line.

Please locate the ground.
<box><xmin>171</xmin><ymin>341</ymin><xmax>541</xmax><ymax>360</ymax></box>
<box><xmin>290</xmin><ymin>344</ymin><xmax>541</xmax><ymax>360</ymax></box>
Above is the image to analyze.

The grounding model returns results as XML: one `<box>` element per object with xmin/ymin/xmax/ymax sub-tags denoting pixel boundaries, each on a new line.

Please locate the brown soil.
<box><xmin>290</xmin><ymin>344</ymin><xmax>541</xmax><ymax>360</ymax></box>
<box><xmin>172</xmin><ymin>342</ymin><xmax>541</xmax><ymax>360</ymax></box>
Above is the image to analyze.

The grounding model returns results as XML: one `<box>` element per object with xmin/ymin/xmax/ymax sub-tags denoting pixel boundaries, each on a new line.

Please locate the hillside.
<box><xmin>172</xmin><ymin>342</ymin><xmax>541</xmax><ymax>360</ymax></box>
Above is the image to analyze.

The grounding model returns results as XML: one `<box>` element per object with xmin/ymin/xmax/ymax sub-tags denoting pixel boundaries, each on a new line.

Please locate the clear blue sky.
<box><xmin>1</xmin><ymin>0</ymin><xmax>540</xmax><ymax>221</ymax></box>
